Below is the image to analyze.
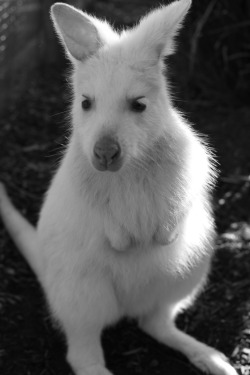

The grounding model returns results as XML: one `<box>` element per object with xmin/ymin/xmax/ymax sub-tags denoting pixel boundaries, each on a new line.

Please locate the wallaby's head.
<box><xmin>51</xmin><ymin>1</ymin><xmax>191</xmax><ymax>173</ymax></box>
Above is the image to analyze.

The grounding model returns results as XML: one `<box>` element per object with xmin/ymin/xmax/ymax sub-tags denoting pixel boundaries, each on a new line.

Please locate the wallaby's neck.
<box><xmin>64</xmin><ymin>132</ymin><xmax>186</xmax><ymax>240</ymax></box>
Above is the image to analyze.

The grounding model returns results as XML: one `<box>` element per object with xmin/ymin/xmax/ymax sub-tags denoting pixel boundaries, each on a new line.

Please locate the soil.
<box><xmin>0</xmin><ymin>1</ymin><xmax>250</xmax><ymax>375</ymax></box>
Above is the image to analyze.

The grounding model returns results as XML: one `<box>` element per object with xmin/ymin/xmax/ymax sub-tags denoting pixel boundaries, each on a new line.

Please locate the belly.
<box><xmin>106</xmin><ymin>244</ymin><xmax>211</xmax><ymax>318</ymax></box>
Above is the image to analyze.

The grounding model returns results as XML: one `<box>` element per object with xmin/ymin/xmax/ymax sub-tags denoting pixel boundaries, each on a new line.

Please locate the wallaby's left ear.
<box><xmin>130</xmin><ymin>0</ymin><xmax>191</xmax><ymax>62</ymax></box>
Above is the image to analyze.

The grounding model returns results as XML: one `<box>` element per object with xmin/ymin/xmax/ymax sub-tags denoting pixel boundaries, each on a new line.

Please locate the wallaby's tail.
<box><xmin>0</xmin><ymin>182</ymin><xmax>41</xmax><ymax>277</ymax></box>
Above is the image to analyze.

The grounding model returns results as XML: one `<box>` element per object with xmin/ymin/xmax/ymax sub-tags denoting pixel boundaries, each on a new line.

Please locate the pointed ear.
<box><xmin>129</xmin><ymin>0</ymin><xmax>191</xmax><ymax>63</ymax></box>
<box><xmin>50</xmin><ymin>3</ymin><xmax>118</xmax><ymax>62</ymax></box>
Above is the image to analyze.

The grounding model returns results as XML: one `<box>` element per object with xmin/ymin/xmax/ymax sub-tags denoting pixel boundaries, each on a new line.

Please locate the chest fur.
<box><xmin>108</xmin><ymin>177</ymin><xmax>163</xmax><ymax>241</ymax></box>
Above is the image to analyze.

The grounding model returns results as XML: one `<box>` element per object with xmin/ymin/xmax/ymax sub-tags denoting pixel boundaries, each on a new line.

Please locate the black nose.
<box><xmin>93</xmin><ymin>136</ymin><xmax>122</xmax><ymax>171</ymax></box>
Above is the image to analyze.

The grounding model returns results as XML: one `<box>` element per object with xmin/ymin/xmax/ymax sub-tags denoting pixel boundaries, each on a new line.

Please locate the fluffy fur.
<box><xmin>0</xmin><ymin>1</ymin><xmax>237</xmax><ymax>374</ymax></box>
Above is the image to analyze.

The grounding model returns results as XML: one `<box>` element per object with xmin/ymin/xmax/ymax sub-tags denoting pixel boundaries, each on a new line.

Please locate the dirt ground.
<box><xmin>1</xmin><ymin>1</ymin><xmax>250</xmax><ymax>375</ymax></box>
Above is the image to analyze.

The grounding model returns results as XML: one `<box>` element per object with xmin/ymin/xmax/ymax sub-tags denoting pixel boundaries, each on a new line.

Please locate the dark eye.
<box><xmin>82</xmin><ymin>98</ymin><xmax>92</xmax><ymax>111</ymax></box>
<box><xmin>130</xmin><ymin>99</ymin><xmax>146</xmax><ymax>113</ymax></box>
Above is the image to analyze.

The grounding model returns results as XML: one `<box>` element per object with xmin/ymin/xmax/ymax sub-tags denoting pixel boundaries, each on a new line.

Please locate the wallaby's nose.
<box><xmin>93</xmin><ymin>136</ymin><xmax>122</xmax><ymax>171</ymax></box>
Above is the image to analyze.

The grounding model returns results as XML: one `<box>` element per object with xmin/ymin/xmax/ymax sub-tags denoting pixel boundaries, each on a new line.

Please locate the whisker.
<box><xmin>51</xmin><ymin>110</ymin><xmax>70</xmax><ymax>117</ymax></box>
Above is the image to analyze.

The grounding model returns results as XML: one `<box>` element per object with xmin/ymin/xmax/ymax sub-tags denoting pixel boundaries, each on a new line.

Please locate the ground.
<box><xmin>0</xmin><ymin>1</ymin><xmax>250</xmax><ymax>375</ymax></box>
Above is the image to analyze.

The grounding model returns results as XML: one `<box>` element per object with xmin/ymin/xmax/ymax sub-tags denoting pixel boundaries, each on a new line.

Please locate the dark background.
<box><xmin>0</xmin><ymin>1</ymin><xmax>250</xmax><ymax>374</ymax></box>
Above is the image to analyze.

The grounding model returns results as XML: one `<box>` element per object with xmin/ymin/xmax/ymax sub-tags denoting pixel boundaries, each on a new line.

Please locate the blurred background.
<box><xmin>0</xmin><ymin>1</ymin><xmax>250</xmax><ymax>375</ymax></box>
<box><xmin>0</xmin><ymin>0</ymin><xmax>250</xmax><ymax>109</ymax></box>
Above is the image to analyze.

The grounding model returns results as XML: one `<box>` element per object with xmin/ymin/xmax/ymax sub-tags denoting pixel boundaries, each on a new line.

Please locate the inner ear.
<box><xmin>51</xmin><ymin>3</ymin><xmax>102</xmax><ymax>61</ymax></box>
<box><xmin>155</xmin><ymin>41</ymin><xmax>166</xmax><ymax>60</ymax></box>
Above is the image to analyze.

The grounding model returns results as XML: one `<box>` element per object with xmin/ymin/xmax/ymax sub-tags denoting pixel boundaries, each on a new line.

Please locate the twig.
<box><xmin>189</xmin><ymin>0</ymin><xmax>216</xmax><ymax>75</ymax></box>
<box><xmin>220</xmin><ymin>176</ymin><xmax>250</xmax><ymax>184</ymax></box>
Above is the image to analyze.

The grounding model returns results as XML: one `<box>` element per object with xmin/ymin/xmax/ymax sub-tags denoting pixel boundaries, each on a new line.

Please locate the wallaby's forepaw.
<box><xmin>190</xmin><ymin>348</ymin><xmax>237</xmax><ymax>375</ymax></box>
<box><xmin>104</xmin><ymin>219</ymin><xmax>131</xmax><ymax>251</ymax></box>
<box><xmin>154</xmin><ymin>224</ymin><xmax>178</xmax><ymax>246</ymax></box>
<box><xmin>107</xmin><ymin>230</ymin><xmax>131</xmax><ymax>251</ymax></box>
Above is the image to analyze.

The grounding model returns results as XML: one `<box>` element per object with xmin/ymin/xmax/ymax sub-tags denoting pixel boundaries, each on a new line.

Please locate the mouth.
<box><xmin>92</xmin><ymin>157</ymin><xmax>123</xmax><ymax>172</ymax></box>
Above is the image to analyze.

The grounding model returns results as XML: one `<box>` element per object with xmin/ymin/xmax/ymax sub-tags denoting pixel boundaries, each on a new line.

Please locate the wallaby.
<box><xmin>0</xmin><ymin>1</ymin><xmax>237</xmax><ymax>374</ymax></box>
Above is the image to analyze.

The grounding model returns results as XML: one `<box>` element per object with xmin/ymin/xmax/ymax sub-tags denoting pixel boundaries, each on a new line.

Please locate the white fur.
<box><xmin>0</xmin><ymin>1</ymin><xmax>237</xmax><ymax>375</ymax></box>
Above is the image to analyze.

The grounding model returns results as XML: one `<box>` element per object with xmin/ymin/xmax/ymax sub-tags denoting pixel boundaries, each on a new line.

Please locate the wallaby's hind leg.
<box><xmin>0</xmin><ymin>182</ymin><xmax>39</xmax><ymax>276</ymax></box>
<box><xmin>140</xmin><ymin>306</ymin><xmax>237</xmax><ymax>375</ymax></box>
<box><xmin>47</xmin><ymin>271</ymin><xmax>119</xmax><ymax>375</ymax></box>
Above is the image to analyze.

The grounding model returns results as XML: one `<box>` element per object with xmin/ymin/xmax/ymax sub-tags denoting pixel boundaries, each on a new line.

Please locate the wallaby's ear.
<box><xmin>128</xmin><ymin>0</ymin><xmax>191</xmax><ymax>63</ymax></box>
<box><xmin>51</xmin><ymin>3</ymin><xmax>118</xmax><ymax>62</ymax></box>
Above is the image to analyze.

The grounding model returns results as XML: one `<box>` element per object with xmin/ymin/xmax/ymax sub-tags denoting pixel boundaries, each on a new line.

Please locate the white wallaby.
<box><xmin>0</xmin><ymin>1</ymin><xmax>237</xmax><ymax>375</ymax></box>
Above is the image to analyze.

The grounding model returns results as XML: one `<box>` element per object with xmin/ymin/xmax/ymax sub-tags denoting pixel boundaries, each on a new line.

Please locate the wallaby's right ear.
<box><xmin>50</xmin><ymin>3</ymin><xmax>104</xmax><ymax>62</ymax></box>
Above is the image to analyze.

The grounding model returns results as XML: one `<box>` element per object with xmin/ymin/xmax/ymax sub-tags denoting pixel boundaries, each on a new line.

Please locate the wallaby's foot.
<box><xmin>188</xmin><ymin>346</ymin><xmax>237</xmax><ymax>375</ymax></box>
